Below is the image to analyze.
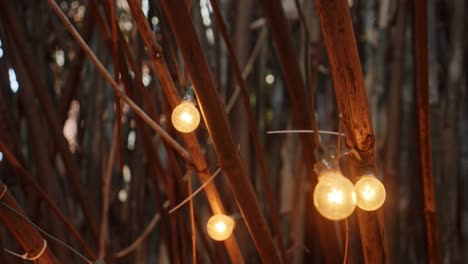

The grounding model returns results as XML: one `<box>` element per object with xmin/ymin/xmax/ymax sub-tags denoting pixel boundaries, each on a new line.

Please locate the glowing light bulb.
<box><xmin>171</xmin><ymin>101</ymin><xmax>201</xmax><ymax>133</ymax></box>
<box><xmin>313</xmin><ymin>170</ymin><xmax>356</xmax><ymax>221</ymax></box>
<box><xmin>206</xmin><ymin>214</ymin><xmax>235</xmax><ymax>241</ymax></box>
<box><xmin>354</xmin><ymin>175</ymin><xmax>386</xmax><ymax>211</ymax></box>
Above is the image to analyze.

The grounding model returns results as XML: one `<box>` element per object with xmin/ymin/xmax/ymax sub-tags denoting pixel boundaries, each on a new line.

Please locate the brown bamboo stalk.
<box><xmin>260</xmin><ymin>0</ymin><xmax>341</xmax><ymax>262</ymax></box>
<box><xmin>108</xmin><ymin>0</ymin><xmax>125</xmax><ymax>175</ymax></box>
<box><xmin>208</xmin><ymin>0</ymin><xmax>287</xmax><ymax>260</ymax></box>
<box><xmin>0</xmin><ymin>143</ymin><xmax>96</xmax><ymax>260</ymax></box>
<box><xmin>384</xmin><ymin>0</ymin><xmax>406</xmax><ymax>259</ymax></box>
<box><xmin>0</xmin><ymin>181</ymin><xmax>59</xmax><ymax>264</ymax></box>
<box><xmin>98</xmin><ymin>125</ymin><xmax>118</xmax><ymax>259</ymax></box>
<box><xmin>315</xmin><ymin>0</ymin><xmax>390</xmax><ymax>262</ymax></box>
<box><xmin>45</xmin><ymin>0</ymin><xmax>191</xmax><ymax>164</ymax></box>
<box><xmin>0</xmin><ymin>0</ymin><xmax>100</xmax><ymax>239</ymax></box>
<box><xmin>159</xmin><ymin>0</ymin><xmax>281</xmax><ymax>262</ymax></box>
<box><xmin>413</xmin><ymin>0</ymin><xmax>441</xmax><ymax>262</ymax></box>
<box><xmin>187</xmin><ymin>170</ymin><xmax>197</xmax><ymax>264</ymax></box>
<box><xmin>125</xmin><ymin>1</ymin><xmax>245</xmax><ymax>262</ymax></box>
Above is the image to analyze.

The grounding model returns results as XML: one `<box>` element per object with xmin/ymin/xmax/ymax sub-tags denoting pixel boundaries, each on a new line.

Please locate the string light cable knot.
<box><xmin>4</xmin><ymin>239</ymin><xmax>47</xmax><ymax>261</ymax></box>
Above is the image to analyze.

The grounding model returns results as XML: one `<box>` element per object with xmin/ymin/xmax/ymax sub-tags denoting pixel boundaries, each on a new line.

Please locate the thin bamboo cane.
<box><xmin>413</xmin><ymin>0</ymin><xmax>441</xmax><ymax>262</ymax></box>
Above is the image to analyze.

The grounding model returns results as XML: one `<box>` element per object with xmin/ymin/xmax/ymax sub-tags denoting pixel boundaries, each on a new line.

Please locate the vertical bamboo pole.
<box><xmin>413</xmin><ymin>0</ymin><xmax>441</xmax><ymax>262</ymax></box>
<box><xmin>260</xmin><ymin>0</ymin><xmax>341</xmax><ymax>262</ymax></box>
<box><xmin>314</xmin><ymin>0</ymin><xmax>390</xmax><ymax>262</ymax></box>
<box><xmin>159</xmin><ymin>0</ymin><xmax>281</xmax><ymax>263</ymax></box>
<box><xmin>384</xmin><ymin>0</ymin><xmax>406</xmax><ymax>260</ymax></box>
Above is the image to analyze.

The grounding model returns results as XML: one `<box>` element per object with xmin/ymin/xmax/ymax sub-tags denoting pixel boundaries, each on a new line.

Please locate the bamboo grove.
<box><xmin>0</xmin><ymin>0</ymin><xmax>466</xmax><ymax>263</ymax></box>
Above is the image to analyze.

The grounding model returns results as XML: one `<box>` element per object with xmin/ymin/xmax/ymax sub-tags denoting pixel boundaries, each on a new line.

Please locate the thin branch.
<box><xmin>108</xmin><ymin>0</ymin><xmax>125</xmax><ymax>181</ymax></box>
<box><xmin>188</xmin><ymin>169</ymin><xmax>197</xmax><ymax>264</ymax></box>
<box><xmin>225</xmin><ymin>26</ymin><xmax>268</xmax><ymax>114</ymax></box>
<box><xmin>113</xmin><ymin>202</ymin><xmax>170</xmax><ymax>259</ymax></box>
<box><xmin>98</xmin><ymin>124</ymin><xmax>118</xmax><ymax>260</ymax></box>
<box><xmin>294</xmin><ymin>0</ymin><xmax>321</xmax><ymax>147</ymax></box>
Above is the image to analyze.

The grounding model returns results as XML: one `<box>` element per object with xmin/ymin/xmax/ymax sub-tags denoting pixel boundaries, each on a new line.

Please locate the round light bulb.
<box><xmin>313</xmin><ymin>170</ymin><xmax>356</xmax><ymax>221</ymax></box>
<box><xmin>206</xmin><ymin>214</ymin><xmax>235</xmax><ymax>241</ymax></box>
<box><xmin>171</xmin><ymin>101</ymin><xmax>201</xmax><ymax>133</ymax></box>
<box><xmin>354</xmin><ymin>175</ymin><xmax>386</xmax><ymax>211</ymax></box>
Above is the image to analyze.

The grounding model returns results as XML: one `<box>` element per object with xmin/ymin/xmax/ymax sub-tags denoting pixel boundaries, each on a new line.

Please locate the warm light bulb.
<box><xmin>171</xmin><ymin>101</ymin><xmax>201</xmax><ymax>133</ymax></box>
<box><xmin>206</xmin><ymin>214</ymin><xmax>235</xmax><ymax>241</ymax></box>
<box><xmin>313</xmin><ymin>170</ymin><xmax>356</xmax><ymax>221</ymax></box>
<box><xmin>354</xmin><ymin>175</ymin><xmax>386</xmax><ymax>211</ymax></box>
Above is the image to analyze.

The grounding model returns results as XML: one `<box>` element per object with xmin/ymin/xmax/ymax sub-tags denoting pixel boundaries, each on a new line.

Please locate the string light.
<box><xmin>171</xmin><ymin>100</ymin><xmax>200</xmax><ymax>133</ymax></box>
<box><xmin>206</xmin><ymin>214</ymin><xmax>235</xmax><ymax>241</ymax></box>
<box><xmin>313</xmin><ymin>169</ymin><xmax>356</xmax><ymax>221</ymax></box>
<box><xmin>354</xmin><ymin>174</ymin><xmax>386</xmax><ymax>211</ymax></box>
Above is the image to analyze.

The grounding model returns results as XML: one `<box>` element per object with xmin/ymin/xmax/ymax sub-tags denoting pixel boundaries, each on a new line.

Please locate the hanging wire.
<box><xmin>169</xmin><ymin>167</ymin><xmax>223</xmax><ymax>214</ymax></box>
<box><xmin>4</xmin><ymin>239</ymin><xmax>47</xmax><ymax>261</ymax></box>
<box><xmin>267</xmin><ymin>129</ymin><xmax>345</xmax><ymax>136</ymax></box>
<box><xmin>343</xmin><ymin>219</ymin><xmax>349</xmax><ymax>264</ymax></box>
<box><xmin>336</xmin><ymin>114</ymin><xmax>344</xmax><ymax>162</ymax></box>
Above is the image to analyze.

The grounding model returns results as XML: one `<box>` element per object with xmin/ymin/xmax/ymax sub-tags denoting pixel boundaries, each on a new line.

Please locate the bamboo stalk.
<box><xmin>413</xmin><ymin>0</ymin><xmax>441</xmax><ymax>262</ymax></box>
<box><xmin>208</xmin><ymin>0</ymin><xmax>287</xmax><ymax>260</ymax></box>
<box><xmin>260</xmin><ymin>0</ymin><xmax>341</xmax><ymax>262</ymax></box>
<box><xmin>0</xmin><ymin>180</ymin><xmax>59</xmax><ymax>264</ymax></box>
<box><xmin>314</xmin><ymin>0</ymin><xmax>390</xmax><ymax>262</ymax></box>
<box><xmin>384</xmin><ymin>0</ymin><xmax>406</xmax><ymax>259</ymax></box>
<box><xmin>98</xmin><ymin>125</ymin><xmax>118</xmax><ymax>260</ymax></box>
<box><xmin>159</xmin><ymin>0</ymin><xmax>281</xmax><ymax>262</ymax></box>
<box><xmin>107</xmin><ymin>0</ymin><xmax>125</xmax><ymax>175</ymax></box>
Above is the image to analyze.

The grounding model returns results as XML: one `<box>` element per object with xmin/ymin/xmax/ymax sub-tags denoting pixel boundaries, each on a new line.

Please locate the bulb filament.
<box><xmin>215</xmin><ymin>222</ymin><xmax>227</xmax><ymax>233</ymax></box>
<box><xmin>327</xmin><ymin>189</ymin><xmax>343</xmax><ymax>204</ymax></box>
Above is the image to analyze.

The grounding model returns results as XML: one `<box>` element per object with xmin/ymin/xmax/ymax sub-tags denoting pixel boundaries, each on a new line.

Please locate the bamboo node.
<box><xmin>4</xmin><ymin>239</ymin><xmax>47</xmax><ymax>261</ymax></box>
<box><xmin>0</xmin><ymin>185</ymin><xmax>7</xmax><ymax>200</ymax></box>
